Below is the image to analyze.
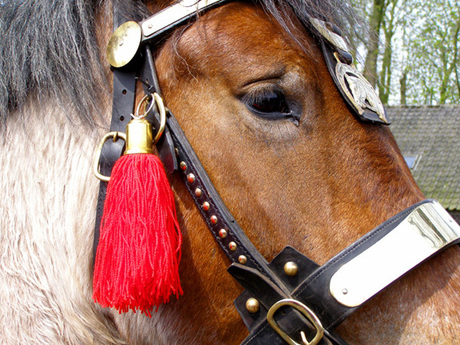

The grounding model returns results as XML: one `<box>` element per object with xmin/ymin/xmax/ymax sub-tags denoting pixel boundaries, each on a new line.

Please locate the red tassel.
<box><xmin>93</xmin><ymin>152</ymin><xmax>182</xmax><ymax>315</ymax></box>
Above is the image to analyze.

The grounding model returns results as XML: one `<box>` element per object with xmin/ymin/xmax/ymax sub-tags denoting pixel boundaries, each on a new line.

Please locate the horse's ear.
<box><xmin>93</xmin><ymin>117</ymin><xmax>182</xmax><ymax>316</ymax></box>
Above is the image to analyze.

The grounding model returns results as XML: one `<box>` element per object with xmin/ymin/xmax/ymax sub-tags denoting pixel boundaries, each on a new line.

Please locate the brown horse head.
<box><xmin>1</xmin><ymin>0</ymin><xmax>459</xmax><ymax>344</ymax></box>
<box><xmin>140</xmin><ymin>1</ymin><xmax>459</xmax><ymax>344</ymax></box>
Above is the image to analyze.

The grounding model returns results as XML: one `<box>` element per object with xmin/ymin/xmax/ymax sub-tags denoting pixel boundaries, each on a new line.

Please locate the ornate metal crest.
<box><xmin>334</xmin><ymin>53</ymin><xmax>388</xmax><ymax>123</ymax></box>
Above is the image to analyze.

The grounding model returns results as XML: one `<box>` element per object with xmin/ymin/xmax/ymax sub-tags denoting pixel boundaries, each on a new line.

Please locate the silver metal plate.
<box><xmin>330</xmin><ymin>201</ymin><xmax>460</xmax><ymax>307</ymax></box>
<box><xmin>141</xmin><ymin>0</ymin><xmax>225</xmax><ymax>39</ymax></box>
<box><xmin>309</xmin><ymin>18</ymin><xmax>349</xmax><ymax>53</ymax></box>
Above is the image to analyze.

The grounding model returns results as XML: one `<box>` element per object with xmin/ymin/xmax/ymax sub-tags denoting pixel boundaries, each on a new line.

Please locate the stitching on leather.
<box><xmin>242</xmin><ymin>322</ymin><xmax>270</xmax><ymax>344</ymax></box>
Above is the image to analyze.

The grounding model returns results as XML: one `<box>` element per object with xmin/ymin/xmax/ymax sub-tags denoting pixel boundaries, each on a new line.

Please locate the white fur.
<box><xmin>0</xmin><ymin>97</ymin><xmax>128</xmax><ymax>344</ymax></box>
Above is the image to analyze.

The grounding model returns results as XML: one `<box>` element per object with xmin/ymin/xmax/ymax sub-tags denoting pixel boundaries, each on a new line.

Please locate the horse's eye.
<box><xmin>243</xmin><ymin>88</ymin><xmax>292</xmax><ymax>120</ymax></box>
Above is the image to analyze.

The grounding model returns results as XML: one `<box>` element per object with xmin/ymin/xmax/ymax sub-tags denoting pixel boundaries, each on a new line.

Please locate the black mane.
<box><xmin>0</xmin><ymin>0</ymin><xmax>360</xmax><ymax>128</ymax></box>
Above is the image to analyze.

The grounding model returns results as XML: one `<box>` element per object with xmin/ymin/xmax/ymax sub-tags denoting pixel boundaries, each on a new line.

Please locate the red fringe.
<box><xmin>93</xmin><ymin>154</ymin><xmax>182</xmax><ymax>315</ymax></box>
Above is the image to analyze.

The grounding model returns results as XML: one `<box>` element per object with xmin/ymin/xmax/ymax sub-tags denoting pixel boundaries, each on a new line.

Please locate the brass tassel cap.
<box><xmin>124</xmin><ymin>118</ymin><xmax>154</xmax><ymax>155</ymax></box>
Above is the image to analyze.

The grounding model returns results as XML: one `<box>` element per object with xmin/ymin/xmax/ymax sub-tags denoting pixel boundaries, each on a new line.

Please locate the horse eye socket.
<box><xmin>243</xmin><ymin>89</ymin><xmax>291</xmax><ymax>119</ymax></box>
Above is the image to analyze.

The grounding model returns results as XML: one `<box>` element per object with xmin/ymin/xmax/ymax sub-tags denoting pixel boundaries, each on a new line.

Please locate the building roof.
<box><xmin>388</xmin><ymin>105</ymin><xmax>460</xmax><ymax>211</ymax></box>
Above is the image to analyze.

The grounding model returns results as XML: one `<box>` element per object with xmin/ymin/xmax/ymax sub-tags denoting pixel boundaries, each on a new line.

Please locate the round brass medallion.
<box><xmin>107</xmin><ymin>21</ymin><xmax>142</xmax><ymax>68</ymax></box>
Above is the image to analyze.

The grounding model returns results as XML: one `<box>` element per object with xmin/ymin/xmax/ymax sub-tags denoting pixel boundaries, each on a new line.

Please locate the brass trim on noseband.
<box><xmin>329</xmin><ymin>201</ymin><xmax>460</xmax><ymax>307</ymax></box>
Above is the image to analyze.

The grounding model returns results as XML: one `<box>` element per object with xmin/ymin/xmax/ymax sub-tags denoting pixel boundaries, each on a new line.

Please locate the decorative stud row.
<box><xmin>179</xmin><ymin>160</ymin><xmax>246</xmax><ymax>264</ymax></box>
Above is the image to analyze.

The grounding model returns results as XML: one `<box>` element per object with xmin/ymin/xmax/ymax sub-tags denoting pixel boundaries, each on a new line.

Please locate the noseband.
<box><xmin>94</xmin><ymin>1</ymin><xmax>460</xmax><ymax>344</ymax></box>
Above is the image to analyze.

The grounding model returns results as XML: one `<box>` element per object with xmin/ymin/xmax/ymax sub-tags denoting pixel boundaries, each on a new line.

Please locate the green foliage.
<box><xmin>350</xmin><ymin>0</ymin><xmax>460</xmax><ymax>104</ymax></box>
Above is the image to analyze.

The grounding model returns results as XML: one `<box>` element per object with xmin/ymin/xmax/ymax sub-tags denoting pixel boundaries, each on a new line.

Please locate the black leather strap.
<box><xmin>138</xmin><ymin>45</ymin><xmax>178</xmax><ymax>174</ymax></box>
<box><xmin>92</xmin><ymin>64</ymin><xmax>136</xmax><ymax>262</ymax></box>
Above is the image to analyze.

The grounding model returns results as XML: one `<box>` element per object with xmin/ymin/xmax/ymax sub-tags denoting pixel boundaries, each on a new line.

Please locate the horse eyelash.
<box><xmin>241</xmin><ymin>86</ymin><xmax>291</xmax><ymax>114</ymax></box>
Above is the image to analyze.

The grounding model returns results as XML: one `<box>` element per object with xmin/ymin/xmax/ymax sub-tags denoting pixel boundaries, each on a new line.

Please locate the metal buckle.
<box><xmin>93</xmin><ymin>131</ymin><xmax>127</xmax><ymax>182</ymax></box>
<box><xmin>267</xmin><ymin>299</ymin><xmax>324</xmax><ymax>345</ymax></box>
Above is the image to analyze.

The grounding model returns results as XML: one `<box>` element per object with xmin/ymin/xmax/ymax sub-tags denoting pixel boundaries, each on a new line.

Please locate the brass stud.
<box><xmin>219</xmin><ymin>229</ymin><xmax>227</xmax><ymax>238</ymax></box>
<box><xmin>210</xmin><ymin>215</ymin><xmax>218</xmax><ymax>224</ymax></box>
<box><xmin>245</xmin><ymin>298</ymin><xmax>260</xmax><ymax>313</ymax></box>
<box><xmin>195</xmin><ymin>188</ymin><xmax>202</xmax><ymax>197</ymax></box>
<box><xmin>238</xmin><ymin>255</ymin><xmax>247</xmax><ymax>265</ymax></box>
<box><xmin>284</xmin><ymin>261</ymin><xmax>299</xmax><ymax>277</ymax></box>
<box><xmin>202</xmin><ymin>202</ymin><xmax>210</xmax><ymax>211</ymax></box>
<box><xmin>180</xmin><ymin>161</ymin><xmax>187</xmax><ymax>170</ymax></box>
<box><xmin>187</xmin><ymin>173</ymin><xmax>195</xmax><ymax>183</ymax></box>
<box><xmin>229</xmin><ymin>241</ymin><xmax>237</xmax><ymax>251</ymax></box>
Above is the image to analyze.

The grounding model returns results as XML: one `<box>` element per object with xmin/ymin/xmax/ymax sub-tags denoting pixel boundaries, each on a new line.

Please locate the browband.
<box><xmin>95</xmin><ymin>1</ymin><xmax>460</xmax><ymax>344</ymax></box>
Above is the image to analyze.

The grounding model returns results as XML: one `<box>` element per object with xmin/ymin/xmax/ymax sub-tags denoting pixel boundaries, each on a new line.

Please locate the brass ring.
<box><xmin>134</xmin><ymin>94</ymin><xmax>154</xmax><ymax>119</ymax></box>
<box><xmin>93</xmin><ymin>131</ymin><xmax>127</xmax><ymax>182</ymax></box>
<box><xmin>133</xmin><ymin>93</ymin><xmax>166</xmax><ymax>144</ymax></box>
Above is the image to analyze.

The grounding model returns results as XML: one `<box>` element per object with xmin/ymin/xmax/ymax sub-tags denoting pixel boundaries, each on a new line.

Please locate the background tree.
<box><xmin>350</xmin><ymin>0</ymin><xmax>460</xmax><ymax>105</ymax></box>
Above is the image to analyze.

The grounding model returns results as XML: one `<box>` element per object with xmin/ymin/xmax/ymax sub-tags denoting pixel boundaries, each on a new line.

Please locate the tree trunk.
<box><xmin>363</xmin><ymin>0</ymin><xmax>387</xmax><ymax>88</ymax></box>
<box><xmin>400</xmin><ymin>68</ymin><xmax>408</xmax><ymax>105</ymax></box>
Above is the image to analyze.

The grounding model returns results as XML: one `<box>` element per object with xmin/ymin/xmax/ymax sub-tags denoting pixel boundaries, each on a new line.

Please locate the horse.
<box><xmin>1</xmin><ymin>0</ymin><xmax>459</xmax><ymax>344</ymax></box>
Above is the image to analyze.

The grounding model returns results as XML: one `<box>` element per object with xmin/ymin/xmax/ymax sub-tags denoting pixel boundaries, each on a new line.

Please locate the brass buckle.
<box><xmin>267</xmin><ymin>299</ymin><xmax>324</xmax><ymax>345</ymax></box>
<box><xmin>93</xmin><ymin>131</ymin><xmax>127</xmax><ymax>182</ymax></box>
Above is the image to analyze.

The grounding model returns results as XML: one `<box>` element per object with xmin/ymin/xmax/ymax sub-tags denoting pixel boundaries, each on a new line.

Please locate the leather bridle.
<box><xmin>93</xmin><ymin>1</ymin><xmax>460</xmax><ymax>344</ymax></box>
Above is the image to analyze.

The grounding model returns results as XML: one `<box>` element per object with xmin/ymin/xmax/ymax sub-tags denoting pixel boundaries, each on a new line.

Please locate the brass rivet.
<box><xmin>219</xmin><ymin>229</ymin><xmax>227</xmax><ymax>238</ymax></box>
<box><xmin>229</xmin><ymin>241</ymin><xmax>237</xmax><ymax>251</ymax></box>
<box><xmin>202</xmin><ymin>202</ymin><xmax>210</xmax><ymax>211</ymax></box>
<box><xmin>246</xmin><ymin>298</ymin><xmax>260</xmax><ymax>313</ymax></box>
<box><xmin>187</xmin><ymin>173</ymin><xmax>195</xmax><ymax>183</ymax></box>
<box><xmin>195</xmin><ymin>188</ymin><xmax>202</xmax><ymax>197</ymax></box>
<box><xmin>180</xmin><ymin>161</ymin><xmax>187</xmax><ymax>170</ymax></box>
<box><xmin>210</xmin><ymin>215</ymin><xmax>218</xmax><ymax>224</ymax></box>
<box><xmin>284</xmin><ymin>261</ymin><xmax>298</xmax><ymax>277</ymax></box>
<box><xmin>238</xmin><ymin>255</ymin><xmax>247</xmax><ymax>264</ymax></box>
<box><xmin>342</xmin><ymin>288</ymin><xmax>348</xmax><ymax>295</ymax></box>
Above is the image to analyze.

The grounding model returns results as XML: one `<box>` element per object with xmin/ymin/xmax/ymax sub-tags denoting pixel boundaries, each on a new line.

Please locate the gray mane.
<box><xmin>0</xmin><ymin>0</ymin><xmax>149</xmax><ymax>128</ymax></box>
<box><xmin>0</xmin><ymin>0</ymin><xmax>359</xmax><ymax>129</ymax></box>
